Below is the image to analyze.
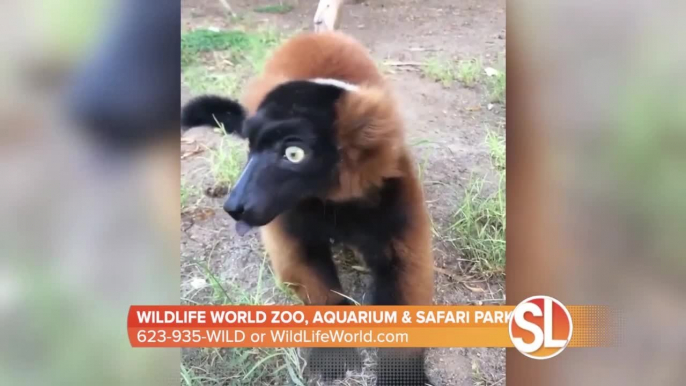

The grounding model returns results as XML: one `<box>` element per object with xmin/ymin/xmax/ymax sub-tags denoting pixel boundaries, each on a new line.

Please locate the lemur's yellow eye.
<box><xmin>284</xmin><ymin>146</ymin><xmax>305</xmax><ymax>163</ymax></box>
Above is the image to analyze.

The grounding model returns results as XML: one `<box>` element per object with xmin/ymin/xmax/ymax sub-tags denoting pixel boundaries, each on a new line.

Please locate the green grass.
<box><xmin>471</xmin><ymin>357</ymin><xmax>504</xmax><ymax>386</ymax></box>
<box><xmin>181</xmin><ymin>181</ymin><xmax>191</xmax><ymax>210</ymax></box>
<box><xmin>422</xmin><ymin>57</ymin><xmax>483</xmax><ymax>88</ymax></box>
<box><xmin>422</xmin><ymin>57</ymin><xmax>456</xmax><ymax>87</ymax></box>
<box><xmin>180</xmin><ymin>180</ymin><xmax>200</xmax><ymax>211</ymax></box>
<box><xmin>449</xmin><ymin>131</ymin><xmax>506</xmax><ymax>277</ymax></box>
<box><xmin>207</xmin><ymin>137</ymin><xmax>247</xmax><ymax>190</ymax></box>
<box><xmin>181</xmin><ymin>257</ymin><xmax>307</xmax><ymax>386</ymax></box>
<box><xmin>455</xmin><ymin>58</ymin><xmax>483</xmax><ymax>88</ymax></box>
<box><xmin>486</xmin><ymin>131</ymin><xmax>505</xmax><ymax>171</ymax></box>
<box><xmin>182</xmin><ymin>66</ymin><xmax>244</xmax><ymax>96</ymax></box>
<box><xmin>254</xmin><ymin>3</ymin><xmax>294</xmax><ymax>14</ymax></box>
<box><xmin>182</xmin><ymin>29</ymin><xmax>252</xmax><ymax>67</ymax></box>
<box><xmin>487</xmin><ymin>70</ymin><xmax>506</xmax><ymax>104</ymax></box>
<box><xmin>421</xmin><ymin>55</ymin><xmax>506</xmax><ymax>103</ymax></box>
<box><xmin>181</xmin><ymin>28</ymin><xmax>284</xmax><ymax>94</ymax></box>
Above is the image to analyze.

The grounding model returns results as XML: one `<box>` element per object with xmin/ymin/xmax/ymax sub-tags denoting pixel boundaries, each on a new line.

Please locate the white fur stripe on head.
<box><xmin>309</xmin><ymin>78</ymin><xmax>359</xmax><ymax>92</ymax></box>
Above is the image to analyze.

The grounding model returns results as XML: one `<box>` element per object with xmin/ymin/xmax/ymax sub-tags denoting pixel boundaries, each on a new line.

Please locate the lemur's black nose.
<box><xmin>224</xmin><ymin>200</ymin><xmax>244</xmax><ymax>221</ymax></box>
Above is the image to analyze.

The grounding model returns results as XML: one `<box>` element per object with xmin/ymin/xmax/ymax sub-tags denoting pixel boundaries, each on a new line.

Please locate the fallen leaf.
<box><xmin>484</xmin><ymin>67</ymin><xmax>500</xmax><ymax>77</ymax></box>
<box><xmin>191</xmin><ymin>208</ymin><xmax>216</xmax><ymax>221</ymax></box>
<box><xmin>189</xmin><ymin>277</ymin><xmax>207</xmax><ymax>289</ymax></box>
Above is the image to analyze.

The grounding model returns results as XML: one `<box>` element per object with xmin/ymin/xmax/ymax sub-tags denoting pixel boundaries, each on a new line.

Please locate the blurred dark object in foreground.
<box><xmin>508</xmin><ymin>0</ymin><xmax>686</xmax><ymax>385</ymax></box>
<box><xmin>0</xmin><ymin>0</ymin><xmax>180</xmax><ymax>384</ymax></box>
<box><xmin>68</xmin><ymin>0</ymin><xmax>181</xmax><ymax>149</ymax></box>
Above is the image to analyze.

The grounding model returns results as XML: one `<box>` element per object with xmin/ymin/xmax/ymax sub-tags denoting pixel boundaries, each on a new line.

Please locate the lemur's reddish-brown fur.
<box><xmin>241</xmin><ymin>32</ymin><xmax>433</xmax><ymax>307</ymax></box>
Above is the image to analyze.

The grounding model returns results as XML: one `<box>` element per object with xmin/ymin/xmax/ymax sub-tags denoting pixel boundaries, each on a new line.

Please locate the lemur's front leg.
<box><xmin>363</xmin><ymin>238</ymin><xmax>434</xmax><ymax>386</ymax></box>
<box><xmin>261</xmin><ymin>219</ymin><xmax>361</xmax><ymax>380</ymax></box>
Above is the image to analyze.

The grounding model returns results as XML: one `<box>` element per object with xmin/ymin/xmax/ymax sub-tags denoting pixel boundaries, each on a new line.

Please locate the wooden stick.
<box><xmin>314</xmin><ymin>0</ymin><xmax>345</xmax><ymax>32</ymax></box>
<box><xmin>217</xmin><ymin>0</ymin><xmax>236</xmax><ymax>17</ymax></box>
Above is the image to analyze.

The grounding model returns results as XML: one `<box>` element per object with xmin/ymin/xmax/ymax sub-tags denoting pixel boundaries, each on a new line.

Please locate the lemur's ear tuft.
<box><xmin>181</xmin><ymin>95</ymin><xmax>246</xmax><ymax>137</ymax></box>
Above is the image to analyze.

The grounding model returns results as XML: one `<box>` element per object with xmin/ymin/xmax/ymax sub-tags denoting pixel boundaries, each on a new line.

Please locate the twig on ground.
<box><xmin>217</xmin><ymin>0</ymin><xmax>237</xmax><ymax>16</ymax></box>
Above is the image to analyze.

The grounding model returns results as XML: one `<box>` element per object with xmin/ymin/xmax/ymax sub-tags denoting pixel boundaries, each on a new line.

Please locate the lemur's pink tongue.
<box><xmin>235</xmin><ymin>220</ymin><xmax>254</xmax><ymax>237</ymax></box>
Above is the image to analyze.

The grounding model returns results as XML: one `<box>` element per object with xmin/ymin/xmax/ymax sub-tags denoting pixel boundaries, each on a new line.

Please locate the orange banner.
<box><xmin>127</xmin><ymin>305</ymin><xmax>615</xmax><ymax>348</ymax></box>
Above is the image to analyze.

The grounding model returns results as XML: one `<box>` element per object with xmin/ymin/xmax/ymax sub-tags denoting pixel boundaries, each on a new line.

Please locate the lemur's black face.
<box><xmin>219</xmin><ymin>81</ymin><xmax>347</xmax><ymax>234</ymax></box>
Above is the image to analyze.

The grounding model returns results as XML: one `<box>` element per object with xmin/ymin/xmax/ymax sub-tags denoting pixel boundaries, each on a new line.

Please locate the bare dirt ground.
<box><xmin>181</xmin><ymin>1</ymin><xmax>506</xmax><ymax>385</ymax></box>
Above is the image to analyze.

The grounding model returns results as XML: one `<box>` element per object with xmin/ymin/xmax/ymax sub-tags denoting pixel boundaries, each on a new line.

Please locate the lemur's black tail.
<box><xmin>181</xmin><ymin>95</ymin><xmax>246</xmax><ymax>136</ymax></box>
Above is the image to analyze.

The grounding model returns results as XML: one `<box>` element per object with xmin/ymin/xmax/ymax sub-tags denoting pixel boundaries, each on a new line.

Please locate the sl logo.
<box><xmin>508</xmin><ymin>295</ymin><xmax>573</xmax><ymax>359</ymax></box>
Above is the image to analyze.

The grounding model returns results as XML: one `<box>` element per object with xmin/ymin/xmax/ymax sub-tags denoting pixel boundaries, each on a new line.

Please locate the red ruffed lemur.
<box><xmin>182</xmin><ymin>32</ymin><xmax>435</xmax><ymax>386</ymax></box>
